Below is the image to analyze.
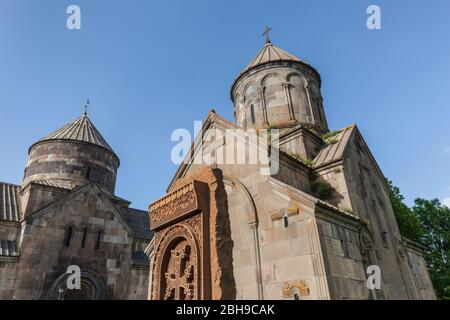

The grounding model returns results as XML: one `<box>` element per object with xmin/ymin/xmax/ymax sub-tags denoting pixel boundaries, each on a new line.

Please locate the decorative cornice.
<box><xmin>149</xmin><ymin>181</ymin><xmax>204</xmax><ymax>231</ymax></box>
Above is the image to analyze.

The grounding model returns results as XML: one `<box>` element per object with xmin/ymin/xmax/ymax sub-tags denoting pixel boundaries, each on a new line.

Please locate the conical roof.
<box><xmin>231</xmin><ymin>40</ymin><xmax>320</xmax><ymax>99</ymax></box>
<box><xmin>242</xmin><ymin>41</ymin><xmax>303</xmax><ymax>73</ymax></box>
<box><xmin>32</xmin><ymin>113</ymin><xmax>116</xmax><ymax>155</ymax></box>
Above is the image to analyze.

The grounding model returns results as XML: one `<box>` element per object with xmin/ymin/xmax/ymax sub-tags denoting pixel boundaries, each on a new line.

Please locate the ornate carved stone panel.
<box><xmin>149</xmin><ymin>181</ymin><xmax>202</xmax><ymax>230</ymax></box>
<box><xmin>149</xmin><ymin>167</ymin><xmax>235</xmax><ymax>300</ymax></box>
<box><xmin>152</xmin><ymin>223</ymin><xmax>200</xmax><ymax>300</ymax></box>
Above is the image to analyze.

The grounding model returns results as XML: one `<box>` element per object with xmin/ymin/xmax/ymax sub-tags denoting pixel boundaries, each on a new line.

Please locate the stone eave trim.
<box><xmin>315</xmin><ymin>207</ymin><xmax>360</xmax><ymax>232</ymax></box>
<box><xmin>402</xmin><ymin>236</ymin><xmax>427</xmax><ymax>253</ymax></box>
<box><xmin>313</xmin><ymin>159</ymin><xmax>344</xmax><ymax>172</ymax></box>
<box><xmin>0</xmin><ymin>256</ymin><xmax>19</xmax><ymax>263</ymax></box>
<box><xmin>0</xmin><ymin>219</ymin><xmax>21</xmax><ymax>228</ymax></box>
<box><xmin>316</xmin><ymin>200</ymin><xmax>360</xmax><ymax>223</ymax></box>
<box><xmin>278</xmin><ymin>150</ymin><xmax>312</xmax><ymax>172</ymax></box>
<box><xmin>19</xmin><ymin>181</ymin><xmax>72</xmax><ymax>196</ymax></box>
<box><xmin>131</xmin><ymin>262</ymin><xmax>150</xmax><ymax>268</ymax></box>
<box><xmin>278</xmin><ymin>124</ymin><xmax>323</xmax><ymax>146</ymax></box>
<box><xmin>28</xmin><ymin>138</ymin><xmax>121</xmax><ymax>168</ymax></box>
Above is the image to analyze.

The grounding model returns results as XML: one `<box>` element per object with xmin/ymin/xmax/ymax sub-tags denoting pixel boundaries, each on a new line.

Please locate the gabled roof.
<box><xmin>120</xmin><ymin>208</ymin><xmax>153</xmax><ymax>240</ymax></box>
<box><xmin>31</xmin><ymin>113</ymin><xmax>116</xmax><ymax>156</ymax></box>
<box><xmin>312</xmin><ymin>124</ymin><xmax>390</xmax><ymax>195</ymax></box>
<box><xmin>0</xmin><ymin>182</ymin><xmax>21</xmax><ymax>222</ymax></box>
<box><xmin>313</xmin><ymin>125</ymin><xmax>356</xmax><ymax>169</ymax></box>
<box><xmin>26</xmin><ymin>183</ymin><xmax>152</xmax><ymax>240</ymax></box>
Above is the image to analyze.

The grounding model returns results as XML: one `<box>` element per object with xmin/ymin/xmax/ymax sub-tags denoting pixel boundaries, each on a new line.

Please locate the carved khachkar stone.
<box><xmin>164</xmin><ymin>240</ymin><xmax>195</xmax><ymax>300</ymax></box>
<box><xmin>149</xmin><ymin>167</ymin><xmax>235</xmax><ymax>300</ymax></box>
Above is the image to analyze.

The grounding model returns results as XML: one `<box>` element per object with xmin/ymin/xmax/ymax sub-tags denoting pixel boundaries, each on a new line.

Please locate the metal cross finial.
<box><xmin>84</xmin><ymin>99</ymin><xmax>90</xmax><ymax>115</ymax></box>
<box><xmin>262</xmin><ymin>26</ymin><xmax>272</xmax><ymax>43</ymax></box>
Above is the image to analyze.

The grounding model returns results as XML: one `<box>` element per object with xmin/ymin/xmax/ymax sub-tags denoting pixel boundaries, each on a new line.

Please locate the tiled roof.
<box><xmin>33</xmin><ymin>114</ymin><xmax>116</xmax><ymax>156</ymax></box>
<box><xmin>0</xmin><ymin>182</ymin><xmax>21</xmax><ymax>222</ymax></box>
<box><xmin>121</xmin><ymin>208</ymin><xmax>153</xmax><ymax>240</ymax></box>
<box><xmin>132</xmin><ymin>251</ymin><xmax>149</xmax><ymax>266</ymax></box>
<box><xmin>243</xmin><ymin>42</ymin><xmax>302</xmax><ymax>73</ymax></box>
<box><xmin>0</xmin><ymin>240</ymin><xmax>19</xmax><ymax>257</ymax></box>
<box><xmin>313</xmin><ymin>125</ymin><xmax>356</xmax><ymax>169</ymax></box>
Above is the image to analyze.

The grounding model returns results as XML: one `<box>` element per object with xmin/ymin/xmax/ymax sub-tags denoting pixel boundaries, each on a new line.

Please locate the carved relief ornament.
<box><xmin>149</xmin><ymin>181</ymin><xmax>202</xmax><ymax>230</ymax></box>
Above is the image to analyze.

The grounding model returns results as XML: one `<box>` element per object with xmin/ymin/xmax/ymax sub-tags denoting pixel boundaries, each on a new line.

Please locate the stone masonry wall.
<box><xmin>12</xmin><ymin>186</ymin><xmax>146</xmax><ymax>299</ymax></box>
<box><xmin>24</xmin><ymin>141</ymin><xmax>119</xmax><ymax>193</ymax></box>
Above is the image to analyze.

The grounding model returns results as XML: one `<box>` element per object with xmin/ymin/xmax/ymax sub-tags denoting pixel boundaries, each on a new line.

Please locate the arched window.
<box><xmin>250</xmin><ymin>105</ymin><xmax>256</xmax><ymax>124</ymax></box>
<box><xmin>85</xmin><ymin>167</ymin><xmax>91</xmax><ymax>179</ymax></box>
<box><xmin>95</xmin><ymin>231</ymin><xmax>102</xmax><ymax>250</ymax></box>
<box><xmin>65</xmin><ymin>226</ymin><xmax>73</xmax><ymax>247</ymax></box>
<box><xmin>263</xmin><ymin>75</ymin><xmax>282</xmax><ymax>109</ymax></box>
<box><xmin>244</xmin><ymin>83</ymin><xmax>257</xmax><ymax>100</ymax></box>
<box><xmin>81</xmin><ymin>228</ymin><xmax>88</xmax><ymax>249</ymax></box>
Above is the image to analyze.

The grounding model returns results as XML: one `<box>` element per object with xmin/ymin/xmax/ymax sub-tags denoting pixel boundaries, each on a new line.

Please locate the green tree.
<box><xmin>387</xmin><ymin>180</ymin><xmax>423</xmax><ymax>243</ymax></box>
<box><xmin>413</xmin><ymin>198</ymin><xmax>450</xmax><ymax>300</ymax></box>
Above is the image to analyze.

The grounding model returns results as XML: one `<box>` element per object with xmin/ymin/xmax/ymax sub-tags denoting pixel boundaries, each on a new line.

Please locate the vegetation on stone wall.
<box><xmin>311</xmin><ymin>180</ymin><xmax>334</xmax><ymax>200</ymax></box>
<box><xmin>288</xmin><ymin>153</ymin><xmax>314</xmax><ymax>167</ymax></box>
<box><xmin>343</xmin><ymin>207</ymin><xmax>354</xmax><ymax>214</ymax></box>
<box><xmin>321</xmin><ymin>130</ymin><xmax>341</xmax><ymax>145</ymax></box>
<box><xmin>388</xmin><ymin>180</ymin><xmax>450</xmax><ymax>300</ymax></box>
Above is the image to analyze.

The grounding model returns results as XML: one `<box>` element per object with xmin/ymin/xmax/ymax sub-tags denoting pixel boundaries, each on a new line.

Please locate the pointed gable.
<box><xmin>313</xmin><ymin>125</ymin><xmax>356</xmax><ymax>169</ymax></box>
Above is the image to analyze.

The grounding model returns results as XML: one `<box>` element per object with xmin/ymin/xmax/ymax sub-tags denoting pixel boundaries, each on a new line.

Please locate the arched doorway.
<box><xmin>48</xmin><ymin>270</ymin><xmax>106</xmax><ymax>300</ymax></box>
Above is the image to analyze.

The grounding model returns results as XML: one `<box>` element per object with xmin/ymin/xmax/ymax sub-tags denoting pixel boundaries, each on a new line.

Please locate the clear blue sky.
<box><xmin>1</xmin><ymin>0</ymin><xmax>450</xmax><ymax>210</ymax></box>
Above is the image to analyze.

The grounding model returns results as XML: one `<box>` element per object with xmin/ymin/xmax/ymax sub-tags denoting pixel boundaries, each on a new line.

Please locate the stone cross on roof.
<box><xmin>84</xmin><ymin>99</ymin><xmax>90</xmax><ymax>116</ymax></box>
<box><xmin>262</xmin><ymin>26</ymin><xmax>272</xmax><ymax>43</ymax></box>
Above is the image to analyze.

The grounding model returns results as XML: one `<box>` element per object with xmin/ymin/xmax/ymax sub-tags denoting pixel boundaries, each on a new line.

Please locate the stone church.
<box><xmin>0</xmin><ymin>34</ymin><xmax>437</xmax><ymax>301</ymax></box>
<box><xmin>147</xmin><ymin>36</ymin><xmax>437</xmax><ymax>300</ymax></box>
<box><xmin>0</xmin><ymin>112</ymin><xmax>152</xmax><ymax>299</ymax></box>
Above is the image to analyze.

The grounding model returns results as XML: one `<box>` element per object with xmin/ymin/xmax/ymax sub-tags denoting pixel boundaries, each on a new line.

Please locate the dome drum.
<box><xmin>22</xmin><ymin>114</ymin><xmax>119</xmax><ymax>193</ymax></box>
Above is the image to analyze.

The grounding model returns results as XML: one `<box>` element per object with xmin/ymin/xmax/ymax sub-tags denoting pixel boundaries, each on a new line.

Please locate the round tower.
<box><xmin>231</xmin><ymin>35</ymin><xmax>329</xmax><ymax>134</ymax></box>
<box><xmin>22</xmin><ymin>113</ymin><xmax>120</xmax><ymax>193</ymax></box>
